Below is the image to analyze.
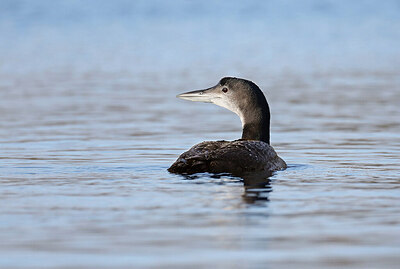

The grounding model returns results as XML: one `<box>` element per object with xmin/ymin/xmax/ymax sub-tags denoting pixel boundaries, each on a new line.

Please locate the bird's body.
<box><xmin>168</xmin><ymin>139</ymin><xmax>286</xmax><ymax>175</ymax></box>
<box><xmin>168</xmin><ymin>77</ymin><xmax>286</xmax><ymax>176</ymax></box>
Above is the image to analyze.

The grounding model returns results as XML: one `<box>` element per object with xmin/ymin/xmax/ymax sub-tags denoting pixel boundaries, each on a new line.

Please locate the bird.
<box><xmin>168</xmin><ymin>77</ymin><xmax>286</xmax><ymax>176</ymax></box>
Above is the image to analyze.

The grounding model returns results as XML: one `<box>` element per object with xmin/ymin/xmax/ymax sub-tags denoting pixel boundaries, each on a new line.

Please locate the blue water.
<box><xmin>1</xmin><ymin>1</ymin><xmax>400</xmax><ymax>268</ymax></box>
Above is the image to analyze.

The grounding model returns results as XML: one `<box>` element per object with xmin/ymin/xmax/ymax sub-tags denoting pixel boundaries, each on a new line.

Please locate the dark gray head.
<box><xmin>177</xmin><ymin>77</ymin><xmax>271</xmax><ymax>144</ymax></box>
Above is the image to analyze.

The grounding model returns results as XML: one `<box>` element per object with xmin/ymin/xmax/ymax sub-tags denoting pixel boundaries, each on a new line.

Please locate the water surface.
<box><xmin>1</xmin><ymin>1</ymin><xmax>400</xmax><ymax>268</ymax></box>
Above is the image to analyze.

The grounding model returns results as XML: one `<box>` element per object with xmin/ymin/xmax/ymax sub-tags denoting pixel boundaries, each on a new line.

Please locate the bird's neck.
<box><xmin>240</xmin><ymin>108</ymin><xmax>270</xmax><ymax>144</ymax></box>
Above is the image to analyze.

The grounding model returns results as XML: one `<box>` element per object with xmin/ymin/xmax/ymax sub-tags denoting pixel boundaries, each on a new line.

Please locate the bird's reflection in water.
<box><xmin>181</xmin><ymin>171</ymin><xmax>273</xmax><ymax>205</ymax></box>
<box><xmin>241</xmin><ymin>171</ymin><xmax>273</xmax><ymax>204</ymax></box>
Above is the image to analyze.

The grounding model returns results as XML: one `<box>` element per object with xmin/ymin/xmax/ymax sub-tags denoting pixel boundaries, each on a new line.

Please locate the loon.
<box><xmin>168</xmin><ymin>77</ymin><xmax>286</xmax><ymax>175</ymax></box>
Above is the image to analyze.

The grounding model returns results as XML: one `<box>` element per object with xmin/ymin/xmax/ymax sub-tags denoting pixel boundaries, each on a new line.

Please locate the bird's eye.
<box><xmin>222</xmin><ymin>87</ymin><xmax>228</xmax><ymax>93</ymax></box>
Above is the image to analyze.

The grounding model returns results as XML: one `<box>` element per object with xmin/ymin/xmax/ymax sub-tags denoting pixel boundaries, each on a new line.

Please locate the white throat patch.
<box><xmin>212</xmin><ymin>98</ymin><xmax>245</xmax><ymax>127</ymax></box>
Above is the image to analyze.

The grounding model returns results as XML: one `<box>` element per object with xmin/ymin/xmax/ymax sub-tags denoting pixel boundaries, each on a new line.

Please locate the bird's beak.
<box><xmin>176</xmin><ymin>86</ymin><xmax>216</xmax><ymax>103</ymax></box>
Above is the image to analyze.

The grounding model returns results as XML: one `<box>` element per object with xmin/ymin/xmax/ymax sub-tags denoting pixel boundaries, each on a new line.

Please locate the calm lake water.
<box><xmin>1</xmin><ymin>1</ymin><xmax>400</xmax><ymax>268</ymax></box>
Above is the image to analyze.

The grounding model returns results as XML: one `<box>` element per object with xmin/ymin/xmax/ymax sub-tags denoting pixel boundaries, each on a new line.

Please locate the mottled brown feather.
<box><xmin>168</xmin><ymin>140</ymin><xmax>286</xmax><ymax>175</ymax></box>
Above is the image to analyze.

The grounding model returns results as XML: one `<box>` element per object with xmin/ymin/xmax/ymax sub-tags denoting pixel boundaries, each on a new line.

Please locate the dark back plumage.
<box><xmin>168</xmin><ymin>140</ymin><xmax>286</xmax><ymax>175</ymax></box>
